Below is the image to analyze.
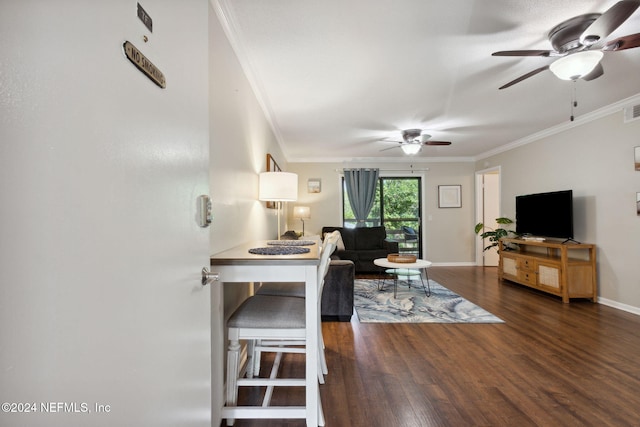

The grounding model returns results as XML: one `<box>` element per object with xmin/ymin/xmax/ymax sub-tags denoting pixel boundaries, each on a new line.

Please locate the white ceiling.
<box><xmin>215</xmin><ymin>0</ymin><xmax>640</xmax><ymax>162</ymax></box>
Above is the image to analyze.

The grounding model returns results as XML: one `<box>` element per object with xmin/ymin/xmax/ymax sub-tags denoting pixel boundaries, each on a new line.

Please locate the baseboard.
<box><xmin>430</xmin><ymin>262</ymin><xmax>477</xmax><ymax>267</ymax></box>
<box><xmin>598</xmin><ymin>297</ymin><xmax>640</xmax><ymax>317</ymax></box>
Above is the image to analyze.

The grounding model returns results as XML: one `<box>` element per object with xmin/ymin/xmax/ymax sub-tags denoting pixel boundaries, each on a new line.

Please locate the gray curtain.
<box><xmin>343</xmin><ymin>168</ymin><xmax>379</xmax><ymax>227</ymax></box>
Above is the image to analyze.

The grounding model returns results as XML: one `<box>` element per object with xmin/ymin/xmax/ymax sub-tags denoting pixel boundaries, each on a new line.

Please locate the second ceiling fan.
<box><xmin>493</xmin><ymin>0</ymin><xmax>640</xmax><ymax>89</ymax></box>
<box><xmin>380</xmin><ymin>129</ymin><xmax>452</xmax><ymax>155</ymax></box>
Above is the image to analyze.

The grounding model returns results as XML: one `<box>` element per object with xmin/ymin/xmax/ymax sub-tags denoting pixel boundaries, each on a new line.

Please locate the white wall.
<box><xmin>287</xmin><ymin>161</ymin><xmax>476</xmax><ymax>264</ymax></box>
<box><xmin>477</xmin><ymin>107</ymin><xmax>640</xmax><ymax>311</ymax></box>
<box><xmin>209</xmin><ymin>2</ymin><xmax>289</xmax><ymax>254</ymax></box>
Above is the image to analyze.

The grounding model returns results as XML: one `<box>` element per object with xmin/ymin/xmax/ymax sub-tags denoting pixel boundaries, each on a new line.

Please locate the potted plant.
<box><xmin>474</xmin><ymin>217</ymin><xmax>520</xmax><ymax>252</ymax></box>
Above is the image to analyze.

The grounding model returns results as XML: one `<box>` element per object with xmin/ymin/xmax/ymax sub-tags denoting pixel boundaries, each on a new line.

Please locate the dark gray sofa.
<box><xmin>321</xmin><ymin>260</ymin><xmax>355</xmax><ymax>322</ymax></box>
<box><xmin>322</xmin><ymin>226</ymin><xmax>399</xmax><ymax>273</ymax></box>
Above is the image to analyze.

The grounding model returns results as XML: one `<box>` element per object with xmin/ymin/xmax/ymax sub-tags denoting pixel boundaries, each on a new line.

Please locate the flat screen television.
<box><xmin>515</xmin><ymin>190</ymin><xmax>573</xmax><ymax>239</ymax></box>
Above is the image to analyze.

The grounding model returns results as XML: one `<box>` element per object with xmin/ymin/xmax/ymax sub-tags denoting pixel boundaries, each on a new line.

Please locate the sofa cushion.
<box><xmin>354</xmin><ymin>226</ymin><xmax>386</xmax><ymax>250</ymax></box>
<box><xmin>338</xmin><ymin>228</ymin><xmax>355</xmax><ymax>250</ymax></box>
<box><xmin>334</xmin><ymin>250</ymin><xmax>358</xmax><ymax>264</ymax></box>
<box><xmin>357</xmin><ymin>249</ymin><xmax>390</xmax><ymax>262</ymax></box>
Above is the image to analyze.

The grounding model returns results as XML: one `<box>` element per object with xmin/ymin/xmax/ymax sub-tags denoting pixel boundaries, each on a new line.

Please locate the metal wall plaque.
<box><xmin>137</xmin><ymin>3</ymin><xmax>153</xmax><ymax>32</ymax></box>
<box><xmin>123</xmin><ymin>41</ymin><xmax>166</xmax><ymax>89</ymax></box>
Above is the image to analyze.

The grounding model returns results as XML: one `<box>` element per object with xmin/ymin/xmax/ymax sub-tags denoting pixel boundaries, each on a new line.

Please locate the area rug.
<box><xmin>353</xmin><ymin>279</ymin><xmax>504</xmax><ymax>323</ymax></box>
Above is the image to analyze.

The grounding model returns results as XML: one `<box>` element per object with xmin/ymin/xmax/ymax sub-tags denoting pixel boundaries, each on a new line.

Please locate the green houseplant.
<box><xmin>474</xmin><ymin>217</ymin><xmax>520</xmax><ymax>252</ymax></box>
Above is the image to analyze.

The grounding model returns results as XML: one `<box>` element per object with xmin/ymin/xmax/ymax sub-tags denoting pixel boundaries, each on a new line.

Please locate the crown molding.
<box><xmin>475</xmin><ymin>92</ymin><xmax>640</xmax><ymax>161</ymax></box>
<box><xmin>211</xmin><ymin>0</ymin><xmax>288</xmax><ymax>155</ymax></box>
<box><xmin>290</xmin><ymin>156</ymin><xmax>476</xmax><ymax>164</ymax></box>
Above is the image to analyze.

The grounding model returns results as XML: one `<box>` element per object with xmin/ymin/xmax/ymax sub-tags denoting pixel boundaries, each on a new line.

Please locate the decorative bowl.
<box><xmin>387</xmin><ymin>253</ymin><xmax>417</xmax><ymax>263</ymax></box>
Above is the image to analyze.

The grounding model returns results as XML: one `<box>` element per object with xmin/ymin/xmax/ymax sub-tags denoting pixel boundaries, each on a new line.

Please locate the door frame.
<box><xmin>475</xmin><ymin>166</ymin><xmax>501</xmax><ymax>266</ymax></box>
<box><xmin>342</xmin><ymin>172</ymin><xmax>424</xmax><ymax>258</ymax></box>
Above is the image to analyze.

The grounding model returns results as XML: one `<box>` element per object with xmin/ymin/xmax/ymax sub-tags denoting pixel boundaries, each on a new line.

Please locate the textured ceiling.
<box><xmin>215</xmin><ymin>0</ymin><xmax>640</xmax><ymax>162</ymax></box>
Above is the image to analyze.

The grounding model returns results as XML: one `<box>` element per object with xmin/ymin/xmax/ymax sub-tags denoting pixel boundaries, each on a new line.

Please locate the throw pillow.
<box><xmin>325</xmin><ymin>230</ymin><xmax>345</xmax><ymax>251</ymax></box>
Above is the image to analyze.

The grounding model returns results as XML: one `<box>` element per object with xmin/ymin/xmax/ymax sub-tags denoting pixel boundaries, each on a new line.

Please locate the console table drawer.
<box><xmin>518</xmin><ymin>270</ymin><xmax>537</xmax><ymax>286</ymax></box>
<box><xmin>519</xmin><ymin>258</ymin><xmax>535</xmax><ymax>272</ymax></box>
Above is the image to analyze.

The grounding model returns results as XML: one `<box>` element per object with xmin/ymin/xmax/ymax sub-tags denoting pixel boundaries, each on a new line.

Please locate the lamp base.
<box><xmin>277</xmin><ymin>201</ymin><xmax>282</xmax><ymax>240</ymax></box>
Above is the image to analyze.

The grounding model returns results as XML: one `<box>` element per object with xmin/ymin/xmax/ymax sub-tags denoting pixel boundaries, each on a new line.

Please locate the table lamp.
<box><xmin>259</xmin><ymin>171</ymin><xmax>298</xmax><ymax>239</ymax></box>
<box><xmin>293</xmin><ymin>206</ymin><xmax>311</xmax><ymax>236</ymax></box>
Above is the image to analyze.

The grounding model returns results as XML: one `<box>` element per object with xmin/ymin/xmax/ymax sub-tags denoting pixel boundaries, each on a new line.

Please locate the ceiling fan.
<box><xmin>380</xmin><ymin>129</ymin><xmax>452</xmax><ymax>155</ymax></box>
<box><xmin>493</xmin><ymin>0</ymin><xmax>640</xmax><ymax>89</ymax></box>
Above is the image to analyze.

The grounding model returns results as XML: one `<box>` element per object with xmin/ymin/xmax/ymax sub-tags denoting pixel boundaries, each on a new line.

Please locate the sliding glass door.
<box><xmin>343</xmin><ymin>177</ymin><xmax>422</xmax><ymax>258</ymax></box>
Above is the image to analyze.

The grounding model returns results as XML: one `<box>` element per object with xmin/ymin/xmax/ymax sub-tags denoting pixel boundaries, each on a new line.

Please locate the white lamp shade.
<box><xmin>401</xmin><ymin>143</ymin><xmax>421</xmax><ymax>155</ymax></box>
<box><xmin>259</xmin><ymin>171</ymin><xmax>298</xmax><ymax>201</ymax></box>
<box><xmin>549</xmin><ymin>51</ymin><xmax>603</xmax><ymax>81</ymax></box>
<box><xmin>293</xmin><ymin>206</ymin><xmax>311</xmax><ymax>219</ymax></box>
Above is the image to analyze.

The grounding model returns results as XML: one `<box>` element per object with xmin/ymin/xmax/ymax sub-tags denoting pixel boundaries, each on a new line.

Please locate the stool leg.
<box><xmin>252</xmin><ymin>339</ymin><xmax>262</xmax><ymax>378</ymax></box>
<box><xmin>318</xmin><ymin>384</ymin><xmax>325</xmax><ymax>426</ymax></box>
<box><xmin>319</xmin><ymin>324</ymin><xmax>328</xmax><ymax>381</ymax></box>
<box><xmin>246</xmin><ymin>339</ymin><xmax>256</xmax><ymax>378</ymax></box>
<box><xmin>226</xmin><ymin>331</ymin><xmax>241</xmax><ymax>426</ymax></box>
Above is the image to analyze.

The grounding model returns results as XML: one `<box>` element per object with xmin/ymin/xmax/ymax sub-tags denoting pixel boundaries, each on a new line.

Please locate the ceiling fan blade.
<box><xmin>582</xmin><ymin>62</ymin><xmax>604</xmax><ymax>81</ymax></box>
<box><xmin>602</xmin><ymin>32</ymin><xmax>640</xmax><ymax>51</ymax></box>
<box><xmin>379</xmin><ymin>145</ymin><xmax>401</xmax><ymax>152</ymax></box>
<box><xmin>498</xmin><ymin>65</ymin><xmax>550</xmax><ymax>90</ymax></box>
<box><xmin>580</xmin><ymin>1</ymin><xmax>640</xmax><ymax>46</ymax></box>
<box><xmin>423</xmin><ymin>141</ymin><xmax>452</xmax><ymax>146</ymax></box>
<box><xmin>492</xmin><ymin>50</ymin><xmax>552</xmax><ymax>57</ymax></box>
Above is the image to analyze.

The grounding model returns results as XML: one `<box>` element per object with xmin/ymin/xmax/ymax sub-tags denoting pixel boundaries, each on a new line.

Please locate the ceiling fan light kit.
<box><xmin>401</xmin><ymin>143</ymin><xmax>422</xmax><ymax>155</ymax></box>
<box><xmin>379</xmin><ymin>128</ymin><xmax>452</xmax><ymax>155</ymax></box>
<box><xmin>493</xmin><ymin>1</ymin><xmax>640</xmax><ymax>88</ymax></box>
<box><xmin>549</xmin><ymin>51</ymin><xmax>604</xmax><ymax>80</ymax></box>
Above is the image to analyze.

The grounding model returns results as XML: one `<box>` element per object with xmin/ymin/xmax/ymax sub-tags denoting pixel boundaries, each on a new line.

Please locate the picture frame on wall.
<box><xmin>308</xmin><ymin>179</ymin><xmax>321</xmax><ymax>193</ymax></box>
<box><xmin>438</xmin><ymin>185</ymin><xmax>462</xmax><ymax>208</ymax></box>
<box><xmin>635</xmin><ymin>146</ymin><xmax>640</xmax><ymax>171</ymax></box>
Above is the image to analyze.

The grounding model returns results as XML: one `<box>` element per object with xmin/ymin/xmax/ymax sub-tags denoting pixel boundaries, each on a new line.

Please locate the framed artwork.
<box><xmin>308</xmin><ymin>179</ymin><xmax>321</xmax><ymax>193</ymax></box>
<box><xmin>635</xmin><ymin>146</ymin><xmax>640</xmax><ymax>171</ymax></box>
<box><xmin>266</xmin><ymin>153</ymin><xmax>281</xmax><ymax>209</ymax></box>
<box><xmin>438</xmin><ymin>185</ymin><xmax>462</xmax><ymax>208</ymax></box>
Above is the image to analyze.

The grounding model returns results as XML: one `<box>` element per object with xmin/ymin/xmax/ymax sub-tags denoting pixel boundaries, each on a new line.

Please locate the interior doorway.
<box><xmin>475</xmin><ymin>167</ymin><xmax>501</xmax><ymax>266</ymax></box>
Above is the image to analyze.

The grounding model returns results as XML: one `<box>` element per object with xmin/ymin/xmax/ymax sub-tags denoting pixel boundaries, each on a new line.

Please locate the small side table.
<box><xmin>373</xmin><ymin>258</ymin><xmax>432</xmax><ymax>298</ymax></box>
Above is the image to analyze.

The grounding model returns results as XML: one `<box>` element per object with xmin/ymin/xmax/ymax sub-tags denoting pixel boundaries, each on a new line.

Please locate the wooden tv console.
<box><xmin>498</xmin><ymin>238</ymin><xmax>597</xmax><ymax>303</ymax></box>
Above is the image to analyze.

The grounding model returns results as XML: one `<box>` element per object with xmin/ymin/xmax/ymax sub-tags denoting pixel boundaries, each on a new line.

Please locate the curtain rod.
<box><xmin>335</xmin><ymin>166</ymin><xmax>429</xmax><ymax>173</ymax></box>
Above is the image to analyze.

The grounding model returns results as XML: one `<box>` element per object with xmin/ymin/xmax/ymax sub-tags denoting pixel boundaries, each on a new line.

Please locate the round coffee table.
<box><xmin>373</xmin><ymin>258</ymin><xmax>432</xmax><ymax>298</ymax></box>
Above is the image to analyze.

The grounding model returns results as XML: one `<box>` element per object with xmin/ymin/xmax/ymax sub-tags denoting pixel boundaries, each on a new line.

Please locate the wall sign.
<box><xmin>123</xmin><ymin>41</ymin><xmax>166</xmax><ymax>88</ymax></box>
<box><xmin>137</xmin><ymin>3</ymin><xmax>153</xmax><ymax>32</ymax></box>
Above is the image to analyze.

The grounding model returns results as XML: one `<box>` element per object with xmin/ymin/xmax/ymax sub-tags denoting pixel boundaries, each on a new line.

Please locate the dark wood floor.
<box><xmin>226</xmin><ymin>266</ymin><xmax>640</xmax><ymax>426</ymax></box>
